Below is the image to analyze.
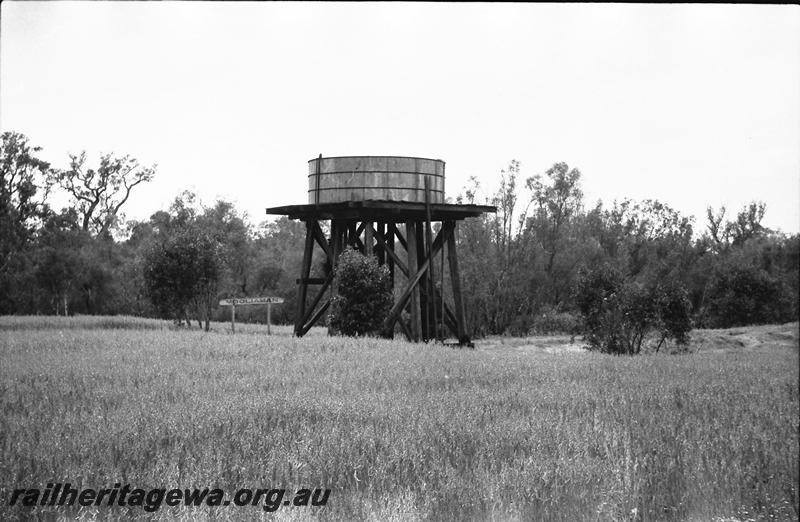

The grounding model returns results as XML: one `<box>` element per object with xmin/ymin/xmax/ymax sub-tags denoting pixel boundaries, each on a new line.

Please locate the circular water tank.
<box><xmin>308</xmin><ymin>156</ymin><xmax>445</xmax><ymax>205</ymax></box>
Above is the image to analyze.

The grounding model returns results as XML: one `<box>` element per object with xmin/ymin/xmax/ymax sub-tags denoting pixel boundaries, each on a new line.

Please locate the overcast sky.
<box><xmin>2</xmin><ymin>2</ymin><xmax>799</xmax><ymax>233</ymax></box>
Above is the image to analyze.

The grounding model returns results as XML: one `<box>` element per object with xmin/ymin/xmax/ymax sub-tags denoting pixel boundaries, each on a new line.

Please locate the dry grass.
<box><xmin>1</xmin><ymin>318</ymin><xmax>797</xmax><ymax>521</ymax></box>
<box><xmin>0</xmin><ymin>315</ymin><xmax>329</xmax><ymax>337</ymax></box>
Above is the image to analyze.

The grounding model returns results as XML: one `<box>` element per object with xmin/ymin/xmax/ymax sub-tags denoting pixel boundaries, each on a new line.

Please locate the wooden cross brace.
<box><xmin>372</xmin><ymin>224</ymin><xmax>460</xmax><ymax>340</ymax></box>
<box><xmin>380</xmin><ymin>221</ymin><xmax>453</xmax><ymax>338</ymax></box>
<box><xmin>294</xmin><ymin>218</ymin><xmax>470</xmax><ymax>345</ymax></box>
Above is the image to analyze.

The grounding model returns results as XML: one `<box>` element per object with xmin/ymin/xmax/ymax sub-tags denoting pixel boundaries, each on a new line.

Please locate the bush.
<box><xmin>574</xmin><ymin>263</ymin><xmax>623</xmax><ymax>352</ymax></box>
<box><xmin>653</xmin><ymin>279</ymin><xmax>693</xmax><ymax>348</ymax></box>
<box><xmin>328</xmin><ymin>248</ymin><xmax>393</xmax><ymax>337</ymax></box>
<box><xmin>529</xmin><ymin>305</ymin><xmax>583</xmax><ymax>336</ymax></box>
<box><xmin>142</xmin><ymin>230</ymin><xmax>222</xmax><ymax>330</ymax></box>
<box><xmin>575</xmin><ymin>264</ymin><xmax>692</xmax><ymax>354</ymax></box>
<box><xmin>701</xmin><ymin>261</ymin><xmax>794</xmax><ymax>328</ymax></box>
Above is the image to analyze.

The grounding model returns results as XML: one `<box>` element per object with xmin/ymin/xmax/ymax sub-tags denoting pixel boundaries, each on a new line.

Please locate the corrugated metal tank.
<box><xmin>308</xmin><ymin>156</ymin><xmax>445</xmax><ymax>204</ymax></box>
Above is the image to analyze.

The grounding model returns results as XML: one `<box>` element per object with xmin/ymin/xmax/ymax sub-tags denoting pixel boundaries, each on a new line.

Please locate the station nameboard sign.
<box><xmin>218</xmin><ymin>297</ymin><xmax>284</xmax><ymax>334</ymax></box>
<box><xmin>219</xmin><ymin>297</ymin><xmax>284</xmax><ymax>306</ymax></box>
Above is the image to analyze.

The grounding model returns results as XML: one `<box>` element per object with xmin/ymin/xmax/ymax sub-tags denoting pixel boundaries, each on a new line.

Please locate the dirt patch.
<box><xmin>473</xmin><ymin>322</ymin><xmax>799</xmax><ymax>355</ymax></box>
<box><xmin>475</xmin><ymin>334</ymin><xmax>588</xmax><ymax>355</ymax></box>
<box><xmin>690</xmin><ymin>322</ymin><xmax>799</xmax><ymax>353</ymax></box>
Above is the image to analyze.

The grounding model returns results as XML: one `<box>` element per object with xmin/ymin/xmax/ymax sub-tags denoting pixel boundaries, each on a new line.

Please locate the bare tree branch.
<box><xmin>54</xmin><ymin>151</ymin><xmax>156</xmax><ymax>235</ymax></box>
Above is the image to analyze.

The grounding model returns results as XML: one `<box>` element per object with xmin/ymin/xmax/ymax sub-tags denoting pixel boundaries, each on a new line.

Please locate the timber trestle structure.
<box><xmin>267</xmin><ymin>201</ymin><xmax>495</xmax><ymax>345</ymax></box>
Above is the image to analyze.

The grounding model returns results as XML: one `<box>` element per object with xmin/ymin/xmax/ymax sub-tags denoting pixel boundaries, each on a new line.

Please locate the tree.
<box><xmin>196</xmin><ymin>200</ymin><xmax>252</xmax><ymax>296</ymax></box>
<box><xmin>250</xmin><ymin>216</ymin><xmax>308</xmax><ymax>325</ymax></box>
<box><xmin>0</xmin><ymin>132</ymin><xmax>54</xmax><ymax>312</ymax></box>
<box><xmin>457</xmin><ymin>171</ymin><xmax>528</xmax><ymax>335</ymax></box>
<box><xmin>485</xmin><ymin>161</ymin><xmax>536</xmax><ymax>333</ymax></box>
<box><xmin>455</xmin><ymin>186</ymin><xmax>497</xmax><ymax>336</ymax></box>
<box><xmin>527</xmin><ymin>162</ymin><xmax>583</xmax><ymax>276</ymax></box>
<box><xmin>143</xmin><ymin>230</ymin><xmax>222</xmax><ymax>331</ymax></box>
<box><xmin>32</xmin><ymin>209</ymin><xmax>87</xmax><ymax>315</ymax></box>
<box><xmin>728</xmin><ymin>201</ymin><xmax>767</xmax><ymax>246</ymax></box>
<box><xmin>588</xmin><ymin>198</ymin><xmax>694</xmax><ymax>287</ymax></box>
<box><xmin>706</xmin><ymin>206</ymin><xmax>729</xmax><ymax>251</ymax></box>
<box><xmin>575</xmin><ymin>263</ymin><xmax>692</xmax><ymax>354</ymax></box>
<box><xmin>522</xmin><ymin>162</ymin><xmax>585</xmax><ymax>309</ymax></box>
<box><xmin>53</xmin><ymin>151</ymin><xmax>156</xmax><ymax>236</ymax></box>
<box><xmin>328</xmin><ymin>248</ymin><xmax>393</xmax><ymax>337</ymax></box>
<box><xmin>704</xmin><ymin>201</ymin><xmax>768</xmax><ymax>250</ymax></box>
<box><xmin>0</xmin><ymin>132</ymin><xmax>52</xmax><ymax>250</ymax></box>
<box><xmin>490</xmin><ymin>160</ymin><xmax>521</xmax><ymax>261</ymax></box>
<box><xmin>456</xmin><ymin>161</ymin><xmax>587</xmax><ymax>335</ymax></box>
<box><xmin>574</xmin><ymin>263</ymin><xmax>624</xmax><ymax>352</ymax></box>
<box><xmin>653</xmin><ymin>280</ymin><xmax>693</xmax><ymax>351</ymax></box>
<box><xmin>701</xmin><ymin>260</ymin><xmax>793</xmax><ymax>328</ymax></box>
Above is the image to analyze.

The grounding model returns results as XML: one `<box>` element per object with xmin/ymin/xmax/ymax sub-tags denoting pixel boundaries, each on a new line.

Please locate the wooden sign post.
<box><xmin>219</xmin><ymin>297</ymin><xmax>285</xmax><ymax>334</ymax></box>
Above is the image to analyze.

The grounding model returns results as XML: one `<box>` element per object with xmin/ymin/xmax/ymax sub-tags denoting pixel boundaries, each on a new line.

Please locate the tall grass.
<box><xmin>0</xmin><ymin>315</ymin><xmax>327</xmax><ymax>337</ymax></box>
<box><xmin>0</xmin><ymin>314</ymin><xmax>169</xmax><ymax>331</ymax></box>
<box><xmin>1</xmin><ymin>318</ymin><xmax>797</xmax><ymax>521</ymax></box>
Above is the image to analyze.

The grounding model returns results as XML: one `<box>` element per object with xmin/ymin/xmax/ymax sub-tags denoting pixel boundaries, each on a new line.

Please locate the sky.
<box><xmin>2</xmin><ymin>2</ymin><xmax>799</xmax><ymax>234</ymax></box>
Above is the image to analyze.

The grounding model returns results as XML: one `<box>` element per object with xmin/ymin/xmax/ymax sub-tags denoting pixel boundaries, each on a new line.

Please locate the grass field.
<box><xmin>1</xmin><ymin>316</ymin><xmax>798</xmax><ymax>521</ymax></box>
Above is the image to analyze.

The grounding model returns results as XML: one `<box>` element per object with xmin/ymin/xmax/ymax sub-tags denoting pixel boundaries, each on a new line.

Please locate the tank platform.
<box><xmin>266</xmin><ymin>200</ymin><xmax>495</xmax><ymax>222</ymax></box>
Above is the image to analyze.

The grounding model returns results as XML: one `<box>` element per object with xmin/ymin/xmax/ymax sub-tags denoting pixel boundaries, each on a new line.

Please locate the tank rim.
<box><xmin>308</xmin><ymin>155</ymin><xmax>445</xmax><ymax>164</ymax></box>
<box><xmin>307</xmin><ymin>171</ymin><xmax>444</xmax><ymax>178</ymax></box>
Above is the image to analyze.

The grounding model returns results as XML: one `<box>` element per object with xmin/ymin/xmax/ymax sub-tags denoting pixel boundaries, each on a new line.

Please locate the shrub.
<box><xmin>653</xmin><ymin>279</ymin><xmax>693</xmax><ymax>349</ymax></box>
<box><xmin>529</xmin><ymin>305</ymin><xmax>583</xmax><ymax>336</ymax></box>
<box><xmin>328</xmin><ymin>248</ymin><xmax>393</xmax><ymax>337</ymax></box>
<box><xmin>575</xmin><ymin>264</ymin><xmax>692</xmax><ymax>354</ymax></box>
<box><xmin>142</xmin><ymin>230</ymin><xmax>222</xmax><ymax>330</ymax></box>
<box><xmin>574</xmin><ymin>263</ymin><xmax>623</xmax><ymax>352</ymax></box>
<box><xmin>701</xmin><ymin>261</ymin><xmax>794</xmax><ymax>328</ymax></box>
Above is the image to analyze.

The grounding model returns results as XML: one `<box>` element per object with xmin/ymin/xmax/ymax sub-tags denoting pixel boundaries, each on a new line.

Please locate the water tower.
<box><xmin>267</xmin><ymin>155</ymin><xmax>495</xmax><ymax>345</ymax></box>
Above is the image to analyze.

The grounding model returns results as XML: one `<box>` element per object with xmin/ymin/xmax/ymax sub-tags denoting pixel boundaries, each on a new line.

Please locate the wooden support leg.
<box><xmin>295</xmin><ymin>220</ymin><xmax>315</xmax><ymax>336</ymax></box>
<box><xmin>298</xmin><ymin>276</ymin><xmax>332</xmax><ymax>336</ymax></box>
<box><xmin>423</xmin><ymin>179</ymin><xmax>438</xmax><ymax>342</ymax></box>
<box><xmin>439</xmin><ymin>231</ymin><xmax>445</xmax><ymax>342</ymax></box>
<box><xmin>386</xmin><ymin>224</ymin><xmax>395</xmax><ymax>289</ymax></box>
<box><xmin>373</xmin><ymin>223</ymin><xmax>398</xmax><ymax>296</ymax></box>
<box><xmin>446</xmin><ymin>221</ymin><xmax>470</xmax><ymax>345</ymax></box>
<box><xmin>376</xmin><ymin>222</ymin><xmax>386</xmax><ymax>265</ymax></box>
<box><xmin>406</xmin><ymin>221</ymin><xmax>421</xmax><ymax>342</ymax></box>
<box><xmin>364</xmin><ymin>221</ymin><xmax>374</xmax><ymax>256</ymax></box>
<box><xmin>420</xmin><ymin>284</ymin><xmax>459</xmax><ymax>340</ymax></box>
<box><xmin>328</xmin><ymin>220</ymin><xmax>344</xmax><ymax>336</ymax></box>
<box><xmin>415</xmin><ymin>221</ymin><xmax>429</xmax><ymax>341</ymax></box>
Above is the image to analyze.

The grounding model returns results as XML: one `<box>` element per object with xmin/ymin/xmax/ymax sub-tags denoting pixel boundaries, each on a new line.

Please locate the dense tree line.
<box><xmin>456</xmin><ymin>161</ymin><xmax>798</xmax><ymax>340</ymax></box>
<box><xmin>2</xmin><ymin>132</ymin><xmax>797</xmax><ymax>339</ymax></box>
